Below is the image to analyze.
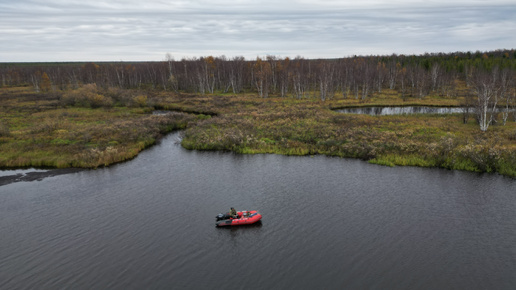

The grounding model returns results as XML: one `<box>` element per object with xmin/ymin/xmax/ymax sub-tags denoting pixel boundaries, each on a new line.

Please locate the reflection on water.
<box><xmin>0</xmin><ymin>168</ymin><xmax>48</xmax><ymax>177</ymax></box>
<box><xmin>337</xmin><ymin>106</ymin><xmax>464</xmax><ymax>115</ymax></box>
<box><xmin>1</xmin><ymin>132</ymin><xmax>515</xmax><ymax>289</ymax></box>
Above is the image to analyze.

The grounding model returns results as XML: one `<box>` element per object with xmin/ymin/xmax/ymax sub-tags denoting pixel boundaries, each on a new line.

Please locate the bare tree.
<box><xmin>291</xmin><ymin>57</ymin><xmax>310</xmax><ymax>99</ymax></box>
<box><xmin>277</xmin><ymin>57</ymin><xmax>290</xmax><ymax>97</ymax></box>
<box><xmin>253</xmin><ymin>57</ymin><xmax>271</xmax><ymax>97</ymax></box>
<box><xmin>387</xmin><ymin>57</ymin><xmax>398</xmax><ymax>90</ymax></box>
<box><xmin>415</xmin><ymin>65</ymin><xmax>429</xmax><ymax>98</ymax></box>
<box><xmin>165</xmin><ymin>53</ymin><xmax>179</xmax><ymax>92</ymax></box>
<box><xmin>206</xmin><ymin>56</ymin><xmax>217</xmax><ymax>93</ymax></box>
<box><xmin>82</xmin><ymin>62</ymin><xmax>99</xmax><ymax>84</ymax></box>
<box><xmin>472</xmin><ymin>67</ymin><xmax>501</xmax><ymax>131</ymax></box>
<box><xmin>430</xmin><ymin>62</ymin><xmax>441</xmax><ymax>92</ymax></box>
<box><xmin>355</xmin><ymin>58</ymin><xmax>374</xmax><ymax>100</ymax></box>
<box><xmin>318</xmin><ymin>61</ymin><xmax>336</xmax><ymax>101</ymax></box>
<box><xmin>500</xmin><ymin>68</ymin><xmax>514</xmax><ymax>125</ymax></box>
<box><xmin>30</xmin><ymin>71</ymin><xmax>41</xmax><ymax>92</ymax></box>
<box><xmin>398</xmin><ymin>66</ymin><xmax>407</xmax><ymax>101</ymax></box>
<box><xmin>195</xmin><ymin>59</ymin><xmax>206</xmax><ymax>94</ymax></box>
<box><xmin>267</xmin><ymin>55</ymin><xmax>278</xmax><ymax>94</ymax></box>
<box><xmin>228</xmin><ymin>56</ymin><xmax>245</xmax><ymax>94</ymax></box>
<box><xmin>376</xmin><ymin>61</ymin><xmax>386</xmax><ymax>93</ymax></box>
<box><xmin>338</xmin><ymin>59</ymin><xmax>352</xmax><ymax>98</ymax></box>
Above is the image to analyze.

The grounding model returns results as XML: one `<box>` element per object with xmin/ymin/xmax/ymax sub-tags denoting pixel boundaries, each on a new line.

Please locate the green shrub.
<box><xmin>133</xmin><ymin>95</ymin><xmax>148</xmax><ymax>107</ymax></box>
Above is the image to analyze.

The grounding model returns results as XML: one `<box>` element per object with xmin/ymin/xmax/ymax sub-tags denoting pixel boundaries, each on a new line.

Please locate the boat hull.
<box><xmin>216</xmin><ymin>210</ymin><xmax>262</xmax><ymax>227</ymax></box>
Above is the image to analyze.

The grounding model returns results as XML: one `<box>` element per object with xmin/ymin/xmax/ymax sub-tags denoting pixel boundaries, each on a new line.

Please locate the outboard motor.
<box><xmin>216</xmin><ymin>213</ymin><xmax>230</xmax><ymax>221</ymax></box>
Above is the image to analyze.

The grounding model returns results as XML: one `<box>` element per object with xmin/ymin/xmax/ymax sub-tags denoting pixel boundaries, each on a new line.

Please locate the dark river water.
<box><xmin>1</xmin><ymin>132</ymin><xmax>515</xmax><ymax>289</ymax></box>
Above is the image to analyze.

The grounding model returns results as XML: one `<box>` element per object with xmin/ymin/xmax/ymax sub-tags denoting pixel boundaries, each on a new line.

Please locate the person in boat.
<box><xmin>229</xmin><ymin>207</ymin><xmax>238</xmax><ymax>219</ymax></box>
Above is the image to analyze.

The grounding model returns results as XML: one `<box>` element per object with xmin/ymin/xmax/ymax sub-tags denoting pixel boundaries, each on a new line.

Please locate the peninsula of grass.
<box><xmin>0</xmin><ymin>87</ymin><xmax>200</xmax><ymax>168</ymax></box>
<box><xmin>1</xmin><ymin>85</ymin><xmax>516</xmax><ymax>177</ymax></box>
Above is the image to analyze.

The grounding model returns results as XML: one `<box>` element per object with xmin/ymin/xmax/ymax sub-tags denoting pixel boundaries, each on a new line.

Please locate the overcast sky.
<box><xmin>1</xmin><ymin>0</ymin><xmax>515</xmax><ymax>62</ymax></box>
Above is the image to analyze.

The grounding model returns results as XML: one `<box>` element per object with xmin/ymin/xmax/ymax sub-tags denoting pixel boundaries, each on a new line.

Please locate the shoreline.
<box><xmin>0</xmin><ymin>168</ymin><xmax>84</xmax><ymax>186</ymax></box>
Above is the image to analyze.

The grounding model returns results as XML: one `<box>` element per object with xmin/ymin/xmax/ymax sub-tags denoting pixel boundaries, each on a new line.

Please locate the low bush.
<box><xmin>133</xmin><ymin>95</ymin><xmax>148</xmax><ymax>107</ymax></box>
<box><xmin>61</xmin><ymin>84</ymin><xmax>113</xmax><ymax>108</ymax></box>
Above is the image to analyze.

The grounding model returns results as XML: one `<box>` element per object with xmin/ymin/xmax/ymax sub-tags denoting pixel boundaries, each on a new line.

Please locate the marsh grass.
<box><xmin>0</xmin><ymin>89</ymin><xmax>197</xmax><ymax>168</ymax></box>
<box><xmin>1</xmin><ymin>86</ymin><xmax>516</xmax><ymax>177</ymax></box>
<box><xmin>177</xmin><ymin>92</ymin><xmax>516</xmax><ymax>177</ymax></box>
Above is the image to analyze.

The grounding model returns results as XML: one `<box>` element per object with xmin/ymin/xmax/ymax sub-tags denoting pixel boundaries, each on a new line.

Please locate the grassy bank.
<box><xmin>1</xmin><ymin>86</ymin><xmax>516</xmax><ymax>177</ymax></box>
<box><xmin>0</xmin><ymin>87</ymin><xmax>199</xmax><ymax>168</ymax></box>
<box><xmin>179</xmin><ymin>92</ymin><xmax>516</xmax><ymax>178</ymax></box>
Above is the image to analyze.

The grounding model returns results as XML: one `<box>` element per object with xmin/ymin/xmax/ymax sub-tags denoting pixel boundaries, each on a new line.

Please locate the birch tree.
<box><xmin>472</xmin><ymin>67</ymin><xmax>501</xmax><ymax>131</ymax></box>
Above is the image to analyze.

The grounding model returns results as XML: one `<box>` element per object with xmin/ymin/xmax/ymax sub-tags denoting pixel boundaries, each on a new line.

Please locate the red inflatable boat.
<box><xmin>215</xmin><ymin>210</ymin><xmax>262</xmax><ymax>227</ymax></box>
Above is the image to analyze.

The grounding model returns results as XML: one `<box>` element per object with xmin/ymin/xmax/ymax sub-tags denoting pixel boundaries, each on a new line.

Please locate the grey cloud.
<box><xmin>0</xmin><ymin>0</ymin><xmax>515</xmax><ymax>61</ymax></box>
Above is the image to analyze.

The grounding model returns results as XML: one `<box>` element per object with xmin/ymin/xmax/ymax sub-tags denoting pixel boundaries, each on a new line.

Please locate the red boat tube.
<box><xmin>215</xmin><ymin>210</ymin><xmax>262</xmax><ymax>227</ymax></box>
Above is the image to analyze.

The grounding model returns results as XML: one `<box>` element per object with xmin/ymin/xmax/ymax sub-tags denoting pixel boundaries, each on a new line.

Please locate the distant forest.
<box><xmin>1</xmin><ymin>49</ymin><xmax>515</xmax><ymax>99</ymax></box>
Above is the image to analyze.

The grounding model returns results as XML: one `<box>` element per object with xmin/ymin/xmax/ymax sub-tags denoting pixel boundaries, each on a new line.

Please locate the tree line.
<box><xmin>1</xmin><ymin>49</ymin><xmax>516</xmax><ymax>131</ymax></box>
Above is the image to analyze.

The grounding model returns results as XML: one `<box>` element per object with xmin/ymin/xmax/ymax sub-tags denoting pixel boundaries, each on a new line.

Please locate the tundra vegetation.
<box><xmin>1</xmin><ymin>50</ymin><xmax>515</xmax><ymax>176</ymax></box>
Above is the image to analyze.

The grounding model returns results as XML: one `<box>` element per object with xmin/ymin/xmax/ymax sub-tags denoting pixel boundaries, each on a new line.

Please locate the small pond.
<box><xmin>336</xmin><ymin>106</ymin><xmax>464</xmax><ymax>116</ymax></box>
